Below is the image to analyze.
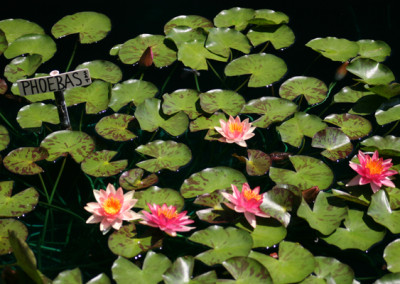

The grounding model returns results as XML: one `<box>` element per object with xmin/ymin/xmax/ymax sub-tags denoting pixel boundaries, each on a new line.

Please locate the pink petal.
<box><xmin>346</xmin><ymin>175</ymin><xmax>361</xmax><ymax>187</ymax></box>
<box><xmin>381</xmin><ymin>179</ymin><xmax>396</xmax><ymax>188</ymax></box>
<box><xmin>244</xmin><ymin>212</ymin><xmax>256</xmax><ymax>228</ymax></box>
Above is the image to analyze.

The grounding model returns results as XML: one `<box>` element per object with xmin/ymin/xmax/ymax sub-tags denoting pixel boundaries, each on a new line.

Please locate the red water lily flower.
<box><xmin>140</xmin><ymin>203</ymin><xmax>195</xmax><ymax>237</ymax></box>
<box><xmin>84</xmin><ymin>184</ymin><xmax>141</xmax><ymax>234</ymax></box>
<box><xmin>346</xmin><ymin>150</ymin><xmax>398</xmax><ymax>193</ymax></box>
<box><xmin>214</xmin><ymin>116</ymin><xmax>256</xmax><ymax>147</ymax></box>
<box><xmin>221</xmin><ymin>183</ymin><xmax>270</xmax><ymax>228</ymax></box>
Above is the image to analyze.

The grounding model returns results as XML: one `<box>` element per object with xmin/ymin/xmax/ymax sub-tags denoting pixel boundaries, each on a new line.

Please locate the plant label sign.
<box><xmin>17</xmin><ymin>69</ymin><xmax>92</xmax><ymax>96</ymax></box>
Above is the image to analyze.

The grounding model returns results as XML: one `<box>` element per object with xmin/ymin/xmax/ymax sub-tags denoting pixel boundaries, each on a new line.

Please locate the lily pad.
<box><xmin>205</xmin><ymin>27</ymin><xmax>251</xmax><ymax>57</ymax></box>
<box><xmin>247</xmin><ymin>24</ymin><xmax>295</xmax><ymax>49</ymax></box>
<box><xmin>368</xmin><ymin>190</ymin><xmax>400</xmax><ymax>234</ymax></box>
<box><xmin>367</xmin><ymin>83</ymin><xmax>400</xmax><ymax>100</ymax></box>
<box><xmin>225</xmin><ymin>53</ymin><xmax>287</xmax><ymax>87</ymax></box>
<box><xmin>119</xmin><ymin>168</ymin><xmax>158</xmax><ymax>191</ymax></box>
<box><xmin>297</xmin><ymin>192</ymin><xmax>348</xmax><ymax>235</ymax></box>
<box><xmin>109</xmin><ymin>79</ymin><xmax>158</xmax><ymax>111</ymax></box>
<box><xmin>51</xmin><ymin>11</ymin><xmax>111</xmax><ymax>44</ymax></box>
<box><xmin>214</xmin><ymin>7</ymin><xmax>255</xmax><ymax>31</ymax></box>
<box><xmin>162</xmin><ymin>89</ymin><xmax>201</xmax><ymax>119</ymax></box>
<box><xmin>180</xmin><ymin>166</ymin><xmax>247</xmax><ymax>198</ymax></box>
<box><xmin>321</xmin><ymin>209</ymin><xmax>386</xmax><ymax>250</ymax></box>
<box><xmin>312</xmin><ymin>256</ymin><xmax>355</xmax><ymax>284</ymax></box>
<box><xmin>361</xmin><ymin>135</ymin><xmax>400</xmax><ymax>157</ymax></box>
<box><xmin>244</xmin><ymin>149</ymin><xmax>272</xmax><ymax>176</ymax></box>
<box><xmin>241</xmin><ymin>96</ymin><xmax>297</xmax><ymax>128</ymax></box>
<box><xmin>189</xmin><ymin>225</ymin><xmax>253</xmax><ymax>266</ymax></box>
<box><xmin>375</xmin><ymin>98</ymin><xmax>400</xmax><ymax>125</ymax></box>
<box><xmin>269</xmin><ymin>155</ymin><xmax>334</xmax><ymax>190</ymax></box>
<box><xmin>75</xmin><ymin>60</ymin><xmax>122</xmax><ymax>84</ymax></box>
<box><xmin>0</xmin><ymin>19</ymin><xmax>45</xmax><ymax>43</ymax></box>
<box><xmin>136</xmin><ymin>140</ymin><xmax>191</xmax><ymax>173</ymax></box>
<box><xmin>277</xmin><ymin>112</ymin><xmax>327</xmax><ymax>147</ymax></box>
<box><xmin>164</xmin><ymin>15</ymin><xmax>214</xmax><ymax>34</ymax></box>
<box><xmin>385</xmin><ymin>187</ymin><xmax>400</xmax><ymax>210</ymax></box>
<box><xmin>374</xmin><ymin>273</ymin><xmax>400</xmax><ymax>283</ymax></box>
<box><xmin>349</xmin><ymin>94</ymin><xmax>387</xmax><ymax>116</ymax></box>
<box><xmin>4</xmin><ymin>34</ymin><xmax>56</xmax><ymax>62</ymax></box>
<box><xmin>189</xmin><ymin>112</ymin><xmax>226</xmax><ymax>140</ymax></box>
<box><xmin>0</xmin><ymin>30</ymin><xmax>7</xmax><ymax>55</ymax></box>
<box><xmin>324</xmin><ymin>113</ymin><xmax>372</xmax><ymax>140</ymax></box>
<box><xmin>384</xmin><ymin>239</ymin><xmax>400</xmax><ymax>273</ymax></box>
<box><xmin>279</xmin><ymin>76</ymin><xmax>328</xmax><ymax>105</ymax></box>
<box><xmin>0</xmin><ymin>218</ymin><xmax>28</xmax><ymax>255</ymax></box>
<box><xmin>305</xmin><ymin>37</ymin><xmax>359</xmax><ymax>62</ymax></box>
<box><xmin>81</xmin><ymin>150</ymin><xmax>127</xmax><ymax>177</ymax></box>
<box><xmin>0</xmin><ymin>125</ymin><xmax>10</xmax><ymax>151</ymax></box>
<box><xmin>134</xmin><ymin>186</ymin><xmax>185</xmax><ymax>212</ymax></box>
<box><xmin>3</xmin><ymin>147</ymin><xmax>48</xmax><ymax>175</ymax></box>
<box><xmin>357</xmin><ymin>39</ymin><xmax>391</xmax><ymax>62</ymax></box>
<box><xmin>87</xmin><ymin>274</ymin><xmax>111</xmax><ymax>284</ymax></box>
<box><xmin>346</xmin><ymin>58</ymin><xmax>395</xmax><ymax>85</ymax></box>
<box><xmin>165</xmin><ymin>27</ymin><xmax>206</xmax><ymax>48</ymax></box>
<box><xmin>95</xmin><ymin>113</ymin><xmax>136</xmax><ymax>141</ymax></box>
<box><xmin>4</xmin><ymin>54</ymin><xmax>42</xmax><ymax>83</ymax></box>
<box><xmin>249</xmin><ymin>9</ymin><xmax>289</xmax><ymax>25</ymax></box>
<box><xmin>135</xmin><ymin>98</ymin><xmax>189</xmax><ymax>136</ymax></box>
<box><xmin>16</xmin><ymin>103</ymin><xmax>60</xmax><ymax>129</ymax></box>
<box><xmin>0</xmin><ymin>181</ymin><xmax>38</xmax><ymax>217</ymax></box>
<box><xmin>40</xmin><ymin>130</ymin><xmax>95</xmax><ymax>163</ymax></box>
<box><xmin>118</xmin><ymin>34</ymin><xmax>176</xmax><ymax>68</ymax></box>
<box><xmin>334</xmin><ymin>85</ymin><xmax>375</xmax><ymax>103</ymax></box>
<box><xmin>53</xmin><ymin>268</ymin><xmax>82</xmax><ymax>284</ymax></box>
<box><xmin>311</xmin><ymin>127</ymin><xmax>353</xmax><ymax>161</ymax></box>
<box><xmin>199</xmin><ymin>89</ymin><xmax>245</xmax><ymax>116</ymax></box>
<box><xmin>222</xmin><ymin>256</ymin><xmax>272</xmax><ymax>283</ymax></box>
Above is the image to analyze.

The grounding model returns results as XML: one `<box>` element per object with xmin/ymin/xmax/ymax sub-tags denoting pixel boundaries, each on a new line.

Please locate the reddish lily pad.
<box><xmin>134</xmin><ymin>186</ymin><xmax>185</xmax><ymax>212</ymax></box>
<box><xmin>324</xmin><ymin>113</ymin><xmax>372</xmax><ymax>140</ymax></box>
<box><xmin>368</xmin><ymin>190</ymin><xmax>400</xmax><ymax>234</ymax></box>
<box><xmin>334</xmin><ymin>85</ymin><xmax>374</xmax><ymax>103</ymax></box>
<box><xmin>222</xmin><ymin>256</ymin><xmax>272</xmax><ymax>283</ymax></box>
<box><xmin>361</xmin><ymin>135</ymin><xmax>400</xmax><ymax>157</ymax></box>
<box><xmin>311</xmin><ymin>127</ymin><xmax>353</xmax><ymax>161</ymax></box>
<box><xmin>384</xmin><ymin>239</ymin><xmax>400</xmax><ymax>273</ymax></box>
<box><xmin>375</xmin><ymin>98</ymin><xmax>400</xmax><ymax>125</ymax></box>
<box><xmin>269</xmin><ymin>155</ymin><xmax>334</xmax><ymax>190</ymax></box>
<box><xmin>214</xmin><ymin>7</ymin><xmax>255</xmax><ymax>31</ymax></box>
<box><xmin>0</xmin><ymin>125</ymin><xmax>10</xmax><ymax>151</ymax></box>
<box><xmin>119</xmin><ymin>168</ymin><xmax>158</xmax><ymax>191</ymax></box>
<box><xmin>305</xmin><ymin>37</ymin><xmax>359</xmax><ymax>62</ymax></box>
<box><xmin>4</xmin><ymin>54</ymin><xmax>42</xmax><ymax>83</ymax></box>
<box><xmin>0</xmin><ymin>180</ymin><xmax>39</xmax><ymax>217</ymax></box>
<box><xmin>205</xmin><ymin>27</ymin><xmax>251</xmax><ymax>57</ymax></box>
<box><xmin>0</xmin><ymin>219</ymin><xmax>28</xmax><ymax>255</ymax></box>
<box><xmin>357</xmin><ymin>39</ymin><xmax>391</xmax><ymax>62</ymax></box>
<box><xmin>162</xmin><ymin>89</ymin><xmax>201</xmax><ymax>119</ymax></box>
<box><xmin>81</xmin><ymin>150</ymin><xmax>127</xmax><ymax>177</ymax></box>
<box><xmin>3</xmin><ymin>147</ymin><xmax>48</xmax><ymax>175</ymax></box>
<box><xmin>247</xmin><ymin>24</ymin><xmax>295</xmax><ymax>49</ymax></box>
<box><xmin>4</xmin><ymin>34</ymin><xmax>56</xmax><ymax>62</ymax></box>
<box><xmin>51</xmin><ymin>11</ymin><xmax>111</xmax><ymax>44</ymax></box>
<box><xmin>241</xmin><ymin>96</ymin><xmax>298</xmax><ymax>128</ymax></box>
<box><xmin>75</xmin><ymin>60</ymin><xmax>122</xmax><ymax>84</ymax></box>
<box><xmin>0</xmin><ymin>19</ymin><xmax>45</xmax><ymax>44</ymax></box>
<box><xmin>225</xmin><ymin>53</ymin><xmax>287</xmax><ymax>87</ymax></box>
<box><xmin>180</xmin><ymin>166</ymin><xmax>247</xmax><ymax>198</ymax></box>
<box><xmin>279</xmin><ymin>76</ymin><xmax>328</xmax><ymax>105</ymax></box>
<box><xmin>95</xmin><ymin>113</ymin><xmax>136</xmax><ymax>142</ymax></box>
<box><xmin>346</xmin><ymin>58</ymin><xmax>395</xmax><ymax>85</ymax></box>
<box><xmin>40</xmin><ymin>130</ymin><xmax>95</xmax><ymax>163</ymax></box>
<box><xmin>199</xmin><ymin>89</ymin><xmax>245</xmax><ymax>116</ymax></box>
<box><xmin>16</xmin><ymin>103</ymin><xmax>60</xmax><ymax>129</ymax></box>
<box><xmin>136</xmin><ymin>140</ymin><xmax>191</xmax><ymax>173</ymax></box>
<box><xmin>164</xmin><ymin>15</ymin><xmax>214</xmax><ymax>34</ymax></box>
<box><xmin>244</xmin><ymin>149</ymin><xmax>272</xmax><ymax>176</ymax></box>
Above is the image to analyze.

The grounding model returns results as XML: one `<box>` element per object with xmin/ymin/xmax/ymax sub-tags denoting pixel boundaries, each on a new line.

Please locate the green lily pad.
<box><xmin>214</xmin><ymin>7</ymin><xmax>255</xmax><ymax>31</ymax></box>
<box><xmin>189</xmin><ymin>225</ymin><xmax>253</xmax><ymax>266</ymax></box>
<box><xmin>109</xmin><ymin>79</ymin><xmax>158</xmax><ymax>111</ymax></box>
<box><xmin>241</xmin><ymin>96</ymin><xmax>297</xmax><ymax>128</ymax></box>
<box><xmin>136</xmin><ymin>140</ymin><xmax>191</xmax><ymax>173</ymax></box>
<box><xmin>249</xmin><ymin>241</ymin><xmax>315</xmax><ymax>284</ymax></box>
<box><xmin>374</xmin><ymin>272</ymin><xmax>400</xmax><ymax>283</ymax></box>
<box><xmin>297</xmin><ymin>192</ymin><xmax>348</xmax><ymax>235</ymax></box>
<box><xmin>194</xmin><ymin>190</ymin><xmax>225</xmax><ymax>209</ymax></box>
<box><xmin>385</xmin><ymin>187</ymin><xmax>400</xmax><ymax>210</ymax></box>
<box><xmin>95</xmin><ymin>113</ymin><xmax>136</xmax><ymax>141</ymax></box>
<box><xmin>375</xmin><ymin>98</ymin><xmax>400</xmax><ymax>125</ymax></box>
<box><xmin>4</xmin><ymin>54</ymin><xmax>42</xmax><ymax>83</ymax></box>
<box><xmin>349</xmin><ymin>94</ymin><xmax>387</xmax><ymax>116</ymax></box>
<box><xmin>225</xmin><ymin>53</ymin><xmax>287</xmax><ymax>87</ymax></box>
<box><xmin>164</xmin><ymin>15</ymin><xmax>214</xmax><ymax>34</ymax></box>
<box><xmin>53</xmin><ymin>268</ymin><xmax>82</xmax><ymax>284</ymax></box>
<box><xmin>331</xmin><ymin>188</ymin><xmax>370</xmax><ymax>207</ymax></box>
<box><xmin>277</xmin><ymin>112</ymin><xmax>327</xmax><ymax>147</ymax></box>
<box><xmin>247</xmin><ymin>24</ymin><xmax>295</xmax><ymax>49</ymax></box>
<box><xmin>205</xmin><ymin>27</ymin><xmax>251</xmax><ymax>57</ymax></box>
<box><xmin>135</xmin><ymin>98</ymin><xmax>189</xmax><ymax>136</ymax></box>
<box><xmin>108</xmin><ymin>224</ymin><xmax>162</xmax><ymax>258</ymax></box>
<box><xmin>361</xmin><ymin>135</ymin><xmax>400</xmax><ymax>157</ymax></box>
<box><xmin>0</xmin><ymin>181</ymin><xmax>38</xmax><ymax>217</ymax></box>
<box><xmin>357</xmin><ymin>39</ymin><xmax>391</xmax><ymax>62</ymax></box>
<box><xmin>269</xmin><ymin>155</ymin><xmax>334</xmax><ymax>190</ymax></box>
<box><xmin>75</xmin><ymin>60</ymin><xmax>122</xmax><ymax>84</ymax></box>
<box><xmin>222</xmin><ymin>256</ymin><xmax>272</xmax><ymax>283</ymax></box>
<box><xmin>368</xmin><ymin>190</ymin><xmax>400</xmax><ymax>234</ymax></box>
<box><xmin>249</xmin><ymin>9</ymin><xmax>289</xmax><ymax>25</ymax></box>
<box><xmin>321</xmin><ymin>209</ymin><xmax>386</xmax><ymax>250</ymax></box>
<box><xmin>16</xmin><ymin>103</ymin><xmax>60</xmax><ymax>129</ymax></box>
<box><xmin>162</xmin><ymin>89</ymin><xmax>201</xmax><ymax>119</ymax></box>
<box><xmin>0</xmin><ymin>19</ymin><xmax>45</xmax><ymax>44</ymax></box>
<box><xmin>4</xmin><ymin>34</ymin><xmax>56</xmax><ymax>62</ymax></box>
<box><xmin>189</xmin><ymin>112</ymin><xmax>226</xmax><ymax>140</ymax></box>
<box><xmin>81</xmin><ymin>150</ymin><xmax>127</xmax><ymax>177</ymax></box>
<box><xmin>305</xmin><ymin>37</ymin><xmax>359</xmax><ymax>62</ymax></box>
<box><xmin>0</xmin><ymin>125</ymin><xmax>10</xmax><ymax>151</ymax></box>
<box><xmin>0</xmin><ymin>30</ymin><xmax>7</xmax><ymax>55</ymax></box>
<box><xmin>3</xmin><ymin>147</ymin><xmax>48</xmax><ymax>175</ymax></box>
<box><xmin>367</xmin><ymin>83</ymin><xmax>400</xmax><ymax>100</ymax></box>
<box><xmin>119</xmin><ymin>168</ymin><xmax>158</xmax><ymax>191</ymax></box>
<box><xmin>165</xmin><ymin>27</ymin><xmax>206</xmax><ymax>48</ymax></box>
<box><xmin>312</xmin><ymin>256</ymin><xmax>355</xmax><ymax>284</ymax></box>
<box><xmin>324</xmin><ymin>113</ymin><xmax>372</xmax><ymax>140</ymax></box>
<box><xmin>86</xmin><ymin>273</ymin><xmax>111</xmax><ymax>284</ymax></box>
<box><xmin>279</xmin><ymin>76</ymin><xmax>328</xmax><ymax>105</ymax></box>
<box><xmin>384</xmin><ymin>239</ymin><xmax>400</xmax><ymax>273</ymax></box>
<box><xmin>40</xmin><ymin>130</ymin><xmax>95</xmax><ymax>163</ymax></box>
<box><xmin>0</xmin><ymin>219</ymin><xmax>28</xmax><ymax>255</ymax></box>
<box><xmin>51</xmin><ymin>11</ymin><xmax>111</xmax><ymax>44</ymax></box>
<box><xmin>346</xmin><ymin>58</ymin><xmax>395</xmax><ymax>85</ymax></box>
<box><xmin>112</xmin><ymin>252</ymin><xmax>171</xmax><ymax>284</ymax></box>
<box><xmin>134</xmin><ymin>186</ymin><xmax>185</xmax><ymax>212</ymax></box>
<box><xmin>180</xmin><ymin>166</ymin><xmax>247</xmax><ymax>198</ymax></box>
<box><xmin>244</xmin><ymin>149</ymin><xmax>272</xmax><ymax>176</ymax></box>
<box><xmin>199</xmin><ymin>89</ymin><xmax>245</xmax><ymax>116</ymax></box>
<box><xmin>311</xmin><ymin>127</ymin><xmax>353</xmax><ymax>161</ymax></box>
<box><xmin>334</xmin><ymin>85</ymin><xmax>375</xmax><ymax>103</ymax></box>
<box><xmin>118</xmin><ymin>34</ymin><xmax>176</xmax><ymax>68</ymax></box>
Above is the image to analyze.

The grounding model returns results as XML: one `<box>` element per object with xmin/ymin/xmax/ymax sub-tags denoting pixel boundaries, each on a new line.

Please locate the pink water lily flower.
<box><xmin>214</xmin><ymin>116</ymin><xmax>256</xmax><ymax>147</ymax></box>
<box><xmin>346</xmin><ymin>150</ymin><xmax>398</xmax><ymax>193</ymax></box>
<box><xmin>140</xmin><ymin>203</ymin><xmax>195</xmax><ymax>237</ymax></box>
<box><xmin>221</xmin><ymin>183</ymin><xmax>270</xmax><ymax>228</ymax></box>
<box><xmin>84</xmin><ymin>184</ymin><xmax>141</xmax><ymax>234</ymax></box>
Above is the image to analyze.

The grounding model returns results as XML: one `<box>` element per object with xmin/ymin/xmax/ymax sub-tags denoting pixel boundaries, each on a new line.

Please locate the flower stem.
<box><xmin>235</xmin><ymin>77</ymin><xmax>249</xmax><ymax>92</ymax></box>
<box><xmin>383</xmin><ymin>120</ymin><xmax>399</xmax><ymax>136</ymax></box>
<box><xmin>194</xmin><ymin>73</ymin><xmax>201</xmax><ymax>91</ymax></box>
<box><xmin>65</xmin><ymin>37</ymin><xmax>79</xmax><ymax>72</ymax></box>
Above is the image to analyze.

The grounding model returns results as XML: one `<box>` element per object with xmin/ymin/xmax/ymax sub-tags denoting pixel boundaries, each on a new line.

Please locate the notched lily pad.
<box><xmin>199</xmin><ymin>89</ymin><xmax>245</xmax><ymax>116</ymax></box>
<box><xmin>0</xmin><ymin>180</ymin><xmax>39</xmax><ymax>217</ymax></box>
<box><xmin>279</xmin><ymin>76</ymin><xmax>328</xmax><ymax>105</ymax></box>
<box><xmin>81</xmin><ymin>150</ymin><xmax>127</xmax><ymax>177</ymax></box>
<box><xmin>134</xmin><ymin>186</ymin><xmax>185</xmax><ymax>212</ymax></box>
<box><xmin>205</xmin><ymin>27</ymin><xmax>251</xmax><ymax>57</ymax></box>
<box><xmin>4</xmin><ymin>34</ymin><xmax>56</xmax><ymax>62</ymax></box>
<box><xmin>247</xmin><ymin>24</ymin><xmax>295</xmax><ymax>50</ymax></box>
<box><xmin>222</xmin><ymin>256</ymin><xmax>272</xmax><ymax>283</ymax></box>
<box><xmin>76</xmin><ymin>60</ymin><xmax>122</xmax><ymax>84</ymax></box>
<box><xmin>311</xmin><ymin>127</ymin><xmax>353</xmax><ymax>161</ymax></box>
<box><xmin>305</xmin><ymin>37</ymin><xmax>359</xmax><ymax>62</ymax></box>
<box><xmin>189</xmin><ymin>112</ymin><xmax>226</xmax><ymax>140</ymax></box>
<box><xmin>119</xmin><ymin>168</ymin><xmax>158</xmax><ymax>191</ymax></box>
<box><xmin>368</xmin><ymin>190</ymin><xmax>400</xmax><ymax>234</ymax></box>
<box><xmin>164</xmin><ymin>15</ymin><xmax>214</xmax><ymax>34</ymax></box>
<box><xmin>162</xmin><ymin>89</ymin><xmax>201</xmax><ymax>119</ymax></box>
<box><xmin>16</xmin><ymin>103</ymin><xmax>60</xmax><ymax>129</ymax></box>
<box><xmin>3</xmin><ymin>147</ymin><xmax>48</xmax><ymax>175</ymax></box>
<box><xmin>95</xmin><ymin>113</ymin><xmax>136</xmax><ymax>141</ymax></box>
<box><xmin>324</xmin><ymin>113</ymin><xmax>372</xmax><ymax>140</ymax></box>
<box><xmin>214</xmin><ymin>7</ymin><xmax>255</xmax><ymax>31</ymax></box>
<box><xmin>0</xmin><ymin>218</ymin><xmax>28</xmax><ymax>255</ymax></box>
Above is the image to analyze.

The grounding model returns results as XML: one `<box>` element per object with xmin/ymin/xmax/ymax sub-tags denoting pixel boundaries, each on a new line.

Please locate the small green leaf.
<box><xmin>237</xmin><ymin>218</ymin><xmax>286</xmax><ymax>248</ymax></box>
<box><xmin>81</xmin><ymin>150</ymin><xmax>127</xmax><ymax>177</ymax></box>
<box><xmin>324</xmin><ymin>113</ymin><xmax>372</xmax><ymax>140</ymax></box>
<box><xmin>334</xmin><ymin>85</ymin><xmax>374</xmax><ymax>103</ymax></box>
<box><xmin>205</xmin><ymin>27</ymin><xmax>251</xmax><ymax>57</ymax></box>
<box><xmin>199</xmin><ymin>89</ymin><xmax>245</xmax><ymax>116</ymax></box>
<box><xmin>119</xmin><ymin>168</ymin><xmax>158</xmax><ymax>191</ymax></box>
<box><xmin>0</xmin><ymin>125</ymin><xmax>10</xmax><ymax>151</ymax></box>
<box><xmin>164</xmin><ymin>15</ymin><xmax>214</xmax><ymax>34</ymax></box>
<box><xmin>384</xmin><ymin>239</ymin><xmax>400</xmax><ymax>273</ymax></box>
<box><xmin>222</xmin><ymin>256</ymin><xmax>272</xmax><ymax>283</ymax></box>
<box><xmin>214</xmin><ymin>7</ymin><xmax>255</xmax><ymax>31</ymax></box>
<box><xmin>134</xmin><ymin>186</ymin><xmax>185</xmax><ymax>212</ymax></box>
<box><xmin>16</xmin><ymin>103</ymin><xmax>60</xmax><ymax>129</ymax></box>
<box><xmin>3</xmin><ymin>147</ymin><xmax>48</xmax><ymax>175</ymax></box>
<box><xmin>368</xmin><ymin>190</ymin><xmax>400</xmax><ymax>234</ymax></box>
<box><xmin>361</xmin><ymin>135</ymin><xmax>400</xmax><ymax>157</ymax></box>
<box><xmin>95</xmin><ymin>113</ymin><xmax>136</xmax><ymax>141</ymax></box>
<box><xmin>75</xmin><ymin>60</ymin><xmax>122</xmax><ymax>84</ymax></box>
<box><xmin>305</xmin><ymin>37</ymin><xmax>359</xmax><ymax>62</ymax></box>
<box><xmin>0</xmin><ymin>18</ymin><xmax>45</xmax><ymax>43</ymax></box>
<box><xmin>53</xmin><ymin>268</ymin><xmax>82</xmax><ymax>284</ymax></box>
<box><xmin>311</xmin><ymin>127</ymin><xmax>353</xmax><ymax>161</ymax></box>
<box><xmin>162</xmin><ymin>89</ymin><xmax>201</xmax><ymax>119</ymax></box>
<box><xmin>357</xmin><ymin>39</ymin><xmax>391</xmax><ymax>62</ymax></box>
<box><xmin>247</xmin><ymin>24</ymin><xmax>295</xmax><ymax>49</ymax></box>
<box><xmin>346</xmin><ymin>58</ymin><xmax>395</xmax><ymax>85</ymax></box>
<box><xmin>0</xmin><ymin>219</ymin><xmax>28</xmax><ymax>255</ymax></box>
<box><xmin>4</xmin><ymin>34</ymin><xmax>56</xmax><ymax>62</ymax></box>
<box><xmin>375</xmin><ymin>98</ymin><xmax>400</xmax><ymax>125</ymax></box>
<box><xmin>279</xmin><ymin>76</ymin><xmax>328</xmax><ymax>105</ymax></box>
<box><xmin>4</xmin><ymin>54</ymin><xmax>42</xmax><ymax>83</ymax></box>
<box><xmin>0</xmin><ymin>181</ymin><xmax>39</xmax><ymax>217</ymax></box>
<box><xmin>86</xmin><ymin>273</ymin><xmax>111</xmax><ymax>284</ymax></box>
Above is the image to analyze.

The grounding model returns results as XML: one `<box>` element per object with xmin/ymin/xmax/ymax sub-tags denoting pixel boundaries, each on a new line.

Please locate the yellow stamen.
<box><xmin>228</xmin><ymin>122</ymin><xmax>243</xmax><ymax>133</ymax></box>
<box><xmin>157</xmin><ymin>206</ymin><xmax>178</xmax><ymax>219</ymax></box>
<box><xmin>243</xmin><ymin>188</ymin><xmax>262</xmax><ymax>201</ymax></box>
<box><xmin>103</xmin><ymin>197</ymin><xmax>122</xmax><ymax>215</ymax></box>
<box><xmin>366</xmin><ymin>158</ymin><xmax>384</xmax><ymax>175</ymax></box>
